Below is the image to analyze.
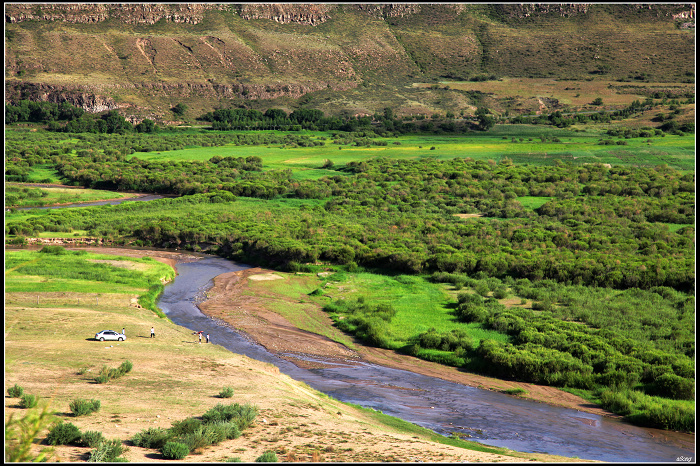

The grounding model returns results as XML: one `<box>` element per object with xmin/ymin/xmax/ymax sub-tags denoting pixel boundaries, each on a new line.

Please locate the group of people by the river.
<box><xmin>193</xmin><ymin>330</ymin><xmax>210</xmax><ymax>344</ymax></box>
<box><xmin>119</xmin><ymin>327</ymin><xmax>209</xmax><ymax>342</ymax></box>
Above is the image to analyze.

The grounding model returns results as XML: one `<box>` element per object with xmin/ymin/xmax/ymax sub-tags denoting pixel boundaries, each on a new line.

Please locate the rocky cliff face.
<box><xmin>5</xmin><ymin>3</ymin><xmax>228</xmax><ymax>25</ymax></box>
<box><xmin>236</xmin><ymin>3</ymin><xmax>335</xmax><ymax>25</ymax></box>
<box><xmin>5</xmin><ymin>82</ymin><xmax>123</xmax><ymax>113</ymax></box>
<box><xmin>494</xmin><ymin>3</ymin><xmax>591</xmax><ymax>19</ymax></box>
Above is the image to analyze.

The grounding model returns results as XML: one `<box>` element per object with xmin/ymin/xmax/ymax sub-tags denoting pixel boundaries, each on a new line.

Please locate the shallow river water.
<box><xmin>157</xmin><ymin>254</ymin><xmax>695</xmax><ymax>462</ymax></box>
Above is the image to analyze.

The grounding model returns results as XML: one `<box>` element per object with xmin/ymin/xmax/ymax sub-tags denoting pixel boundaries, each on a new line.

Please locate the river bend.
<box><xmin>157</xmin><ymin>255</ymin><xmax>695</xmax><ymax>463</ymax></box>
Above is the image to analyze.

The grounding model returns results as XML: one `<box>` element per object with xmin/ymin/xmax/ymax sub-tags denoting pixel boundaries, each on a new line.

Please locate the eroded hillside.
<box><xmin>4</xmin><ymin>3</ymin><xmax>695</xmax><ymax>120</ymax></box>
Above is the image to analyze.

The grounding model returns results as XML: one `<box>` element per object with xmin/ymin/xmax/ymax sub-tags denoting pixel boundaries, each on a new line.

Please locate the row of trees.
<box><xmin>6</xmin><ymin>100</ymin><xmax>158</xmax><ymax>134</ymax></box>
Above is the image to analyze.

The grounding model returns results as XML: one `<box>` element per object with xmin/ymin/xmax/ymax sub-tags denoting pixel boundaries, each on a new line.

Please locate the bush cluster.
<box><xmin>132</xmin><ymin>403</ymin><xmax>257</xmax><ymax>459</ymax></box>
<box><xmin>19</xmin><ymin>394</ymin><xmax>38</xmax><ymax>409</ymax></box>
<box><xmin>325</xmin><ymin>297</ymin><xmax>396</xmax><ymax>348</ymax></box>
<box><xmin>255</xmin><ymin>451</ymin><xmax>279</xmax><ymax>462</ymax></box>
<box><xmin>69</xmin><ymin>398</ymin><xmax>101</xmax><ymax>416</ymax></box>
<box><xmin>161</xmin><ymin>441</ymin><xmax>190</xmax><ymax>460</ymax></box>
<box><xmin>80</xmin><ymin>431</ymin><xmax>106</xmax><ymax>448</ymax></box>
<box><xmin>46</xmin><ymin>422</ymin><xmax>82</xmax><ymax>446</ymax></box>
<box><xmin>87</xmin><ymin>439</ymin><xmax>128</xmax><ymax>462</ymax></box>
<box><xmin>95</xmin><ymin>360</ymin><xmax>133</xmax><ymax>384</ymax></box>
<box><xmin>7</xmin><ymin>384</ymin><xmax>24</xmax><ymax>398</ymax></box>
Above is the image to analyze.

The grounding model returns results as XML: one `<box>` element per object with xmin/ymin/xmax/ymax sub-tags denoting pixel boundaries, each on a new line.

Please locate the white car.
<box><xmin>95</xmin><ymin>330</ymin><xmax>126</xmax><ymax>342</ymax></box>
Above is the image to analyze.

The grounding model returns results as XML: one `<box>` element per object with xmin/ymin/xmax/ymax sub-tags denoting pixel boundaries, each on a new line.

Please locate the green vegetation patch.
<box><xmin>5</xmin><ymin>183</ymin><xmax>132</xmax><ymax>208</ymax></box>
<box><xmin>5</xmin><ymin>249</ymin><xmax>174</xmax><ymax>296</ymax></box>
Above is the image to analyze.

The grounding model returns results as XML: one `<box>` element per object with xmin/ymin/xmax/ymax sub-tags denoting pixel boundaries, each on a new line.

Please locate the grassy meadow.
<box><xmin>124</xmin><ymin>128</ymin><xmax>695</xmax><ymax>176</ymax></box>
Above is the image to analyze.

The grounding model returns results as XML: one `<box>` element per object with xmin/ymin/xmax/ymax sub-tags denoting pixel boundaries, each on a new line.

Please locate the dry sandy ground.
<box><xmin>5</xmin><ymin>247</ymin><xmax>597</xmax><ymax>462</ymax></box>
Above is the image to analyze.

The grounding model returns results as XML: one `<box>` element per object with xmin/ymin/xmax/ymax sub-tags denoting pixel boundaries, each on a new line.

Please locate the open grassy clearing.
<box><xmin>246</xmin><ymin>270</ymin><xmax>511</xmax><ymax>350</ymax></box>
<box><xmin>5</xmin><ymin>249</ymin><xmax>174</xmax><ymax>293</ymax></box>
<box><xmin>123</xmin><ymin>128</ymin><xmax>694</xmax><ymax>175</ymax></box>
<box><xmin>238</xmin><ymin>271</ymin><xmax>358</xmax><ymax>350</ymax></box>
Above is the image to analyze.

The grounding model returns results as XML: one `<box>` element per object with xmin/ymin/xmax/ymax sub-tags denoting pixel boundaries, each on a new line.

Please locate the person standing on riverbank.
<box><xmin>199</xmin><ymin>332</ymin><xmax>202</xmax><ymax>344</ymax></box>
<box><xmin>206</xmin><ymin>333</ymin><xmax>210</xmax><ymax>343</ymax></box>
<box><xmin>122</xmin><ymin>328</ymin><xmax>125</xmax><ymax>336</ymax></box>
<box><xmin>150</xmin><ymin>327</ymin><xmax>155</xmax><ymax>338</ymax></box>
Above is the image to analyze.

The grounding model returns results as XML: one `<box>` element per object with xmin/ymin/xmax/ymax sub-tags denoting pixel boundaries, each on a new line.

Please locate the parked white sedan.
<box><xmin>95</xmin><ymin>330</ymin><xmax>126</xmax><ymax>342</ymax></box>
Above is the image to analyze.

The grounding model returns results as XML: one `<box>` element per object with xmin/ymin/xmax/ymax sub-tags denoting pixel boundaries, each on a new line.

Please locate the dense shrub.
<box><xmin>38</xmin><ymin>245</ymin><xmax>68</xmax><ymax>255</ymax></box>
<box><xmin>177</xmin><ymin>426</ymin><xmax>220</xmax><ymax>451</ymax></box>
<box><xmin>255</xmin><ymin>451</ymin><xmax>279</xmax><ymax>462</ymax></box>
<box><xmin>169</xmin><ymin>417</ymin><xmax>202</xmax><ymax>437</ymax></box>
<box><xmin>161</xmin><ymin>441</ymin><xmax>190</xmax><ymax>460</ymax></box>
<box><xmin>88</xmin><ymin>439</ymin><xmax>127</xmax><ymax>462</ymax></box>
<box><xmin>7</xmin><ymin>384</ymin><xmax>24</xmax><ymax>397</ymax></box>
<box><xmin>19</xmin><ymin>394</ymin><xmax>38</xmax><ymax>409</ymax></box>
<box><xmin>80</xmin><ymin>430</ymin><xmax>106</xmax><ymax>448</ymax></box>
<box><xmin>219</xmin><ymin>387</ymin><xmax>234</xmax><ymax>398</ymax></box>
<box><xmin>131</xmin><ymin>427</ymin><xmax>173</xmax><ymax>449</ymax></box>
<box><xmin>95</xmin><ymin>360</ymin><xmax>133</xmax><ymax>383</ymax></box>
<box><xmin>201</xmin><ymin>403</ymin><xmax>258</xmax><ymax>430</ymax></box>
<box><xmin>46</xmin><ymin>421</ymin><xmax>81</xmax><ymax>446</ymax></box>
<box><xmin>70</xmin><ymin>398</ymin><xmax>101</xmax><ymax>416</ymax></box>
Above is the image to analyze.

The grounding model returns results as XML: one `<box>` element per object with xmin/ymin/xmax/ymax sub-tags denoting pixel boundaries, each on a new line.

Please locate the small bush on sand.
<box><xmin>46</xmin><ymin>421</ymin><xmax>81</xmax><ymax>446</ymax></box>
<box><xmin>169</xmin><ymin>417</ymin><xmax>202</xmax><ymax>436</ymax></box>
<box><xmin>87</xmin><ymin>439</ymin><xmax>127</xmax><ymax>462</ymax></box>
<box><xmin>19</xmin><ymin>394</ymin><xmax>38</xmax><ymax>409</ymax></box>
<box><xmin>162</xmin><ymin>441</ymin><xmax>190</xmax><ymax>460</ymax></box>
<box><xmin>70</xmin><ymin>398</ymin><xmax>101</xmax><ymax>416</ymax></box>
<box><xmin>131</xmin><ymin>427</ymin><xmax>173</xmax><ymax>449</ymax></box>
<box><xmin>255</xmin><ymin>451</ymin><xmax>278</xmax><ymax>462</ymax></box>
<box><xmin>80</xmin><ymin>430</ymin><xmax>106</xmax><ymax>448</ymax></box>
<box><xmin>202</xmin><ymin>403</ymin><xmax>258</xmax><ymax>429</ymax></box>
<box><xmin>7</xmin><ymin>384</ymin><xmax>24</xmax><ymax>398</ymax></box>
<box><xmin>219</xmin><ymin>387</ymin><xmax>234</xmax><ymax>398</ymax></box>
<box><xmin>95</xmin><ymin>360</ymin><xmax>133</xmax><ymax>383</ymax></box>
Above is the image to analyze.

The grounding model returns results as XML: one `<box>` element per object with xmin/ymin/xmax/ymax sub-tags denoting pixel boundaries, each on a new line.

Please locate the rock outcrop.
<box><xmin>5</xmin><ymin>82</ymin><xmax>124</xmax><ymax>113</ymax></box>
<box><xmin>5</xmin><ymin>3</ymin><xmax>228</xmax><ymax>25</ymax></box>
<box><xmin>236</xmin><ymin>3</ymin><xmax>335</xmax><ymax>25</ymax></box>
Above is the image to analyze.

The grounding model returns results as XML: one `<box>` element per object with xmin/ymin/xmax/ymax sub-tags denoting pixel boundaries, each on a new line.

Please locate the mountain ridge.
<box><xmin>4</xmin><ymin>3</ymin><xmax>695</xmax><ymax>121</ymax></box>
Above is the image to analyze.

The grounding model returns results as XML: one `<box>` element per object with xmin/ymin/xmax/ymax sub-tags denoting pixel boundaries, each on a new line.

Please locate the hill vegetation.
<box><xmin>4</xmin><ymin>3</ymin><xmax>695</xmax><ymax>120</ymax></box>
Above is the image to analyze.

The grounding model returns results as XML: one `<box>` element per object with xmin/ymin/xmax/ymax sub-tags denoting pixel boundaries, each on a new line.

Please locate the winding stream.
<box><xmin>17</xmin><ymin>193</ymin><xmax>166</xmax><ymax>210</ymax></box>
<box><xmin>157</xmin><ymin>254</ymin><xmax>695</xmax><ymax>463</ymax></box>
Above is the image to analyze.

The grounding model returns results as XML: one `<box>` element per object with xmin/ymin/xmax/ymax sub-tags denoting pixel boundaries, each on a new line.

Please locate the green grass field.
<box><xmin>247</xmin><ymin>269</ymin><xmax>510</xmax><ymax>351</ymax></box>
<box><xmin>127</xmin><ymin>129</ymin><xmax>695</xmax><ymax>175</ymax></box>
<box><xmin>5</xmin><ymin>249</ymin><xmax>174</xmax><ymax>295</ymax></box>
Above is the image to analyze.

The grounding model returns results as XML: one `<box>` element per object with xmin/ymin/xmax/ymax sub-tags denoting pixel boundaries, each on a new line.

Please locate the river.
<box><xmin>16</xmin><ymin>193</ymin><xmax>166</xmax><ymax>210</ymax></box>
<box><xmin>156</xmin><ymin>254</ymin><xmax>695</xmax><ymax>463</ymax></box>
